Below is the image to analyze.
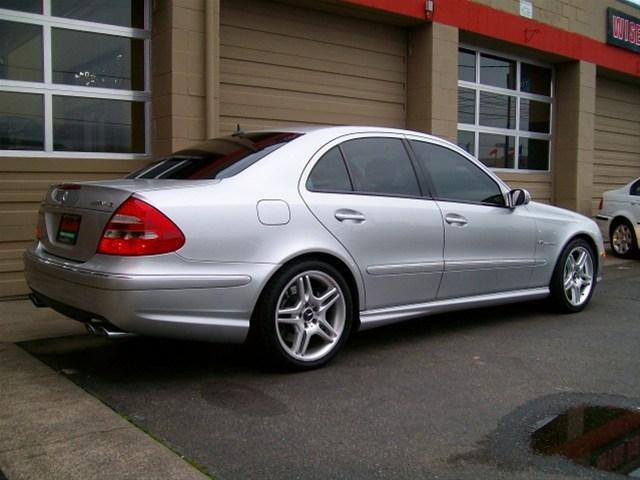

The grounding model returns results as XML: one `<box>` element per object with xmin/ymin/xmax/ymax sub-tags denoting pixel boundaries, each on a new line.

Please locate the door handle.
<box><xmin>334</xmin><ymin>209</ymin><xmax>366</xmax><ymax>223</ymax></box>
<box><xmin>444</xmin><ymin>214</ymin><xmax>468</xmax><ymax>226</ymax></box>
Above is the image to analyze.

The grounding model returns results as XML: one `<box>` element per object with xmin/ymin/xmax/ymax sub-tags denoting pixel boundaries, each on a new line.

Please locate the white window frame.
<box><xmin>0</xmin><ymin>1</ymin><xmax>151</xmax><ymax>159</ymax></box>
<box><xmin>457</xmin><ymin>45</ymin><xmax>554</xmax><ymax>173</ymax></box>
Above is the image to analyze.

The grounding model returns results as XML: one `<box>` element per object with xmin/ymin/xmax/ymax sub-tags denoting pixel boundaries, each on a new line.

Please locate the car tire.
<box><xmin>252</xmin><ymin>260</ymin><xmax>353</xmax><ymax>370</ymax></box>
<box><xmin>610</xmin><ymin>220</ymin><xmax>637</xmax><ymax>258</ymax></box>
<box><xmin>550</xmin><ymin>238</ymin><xmax>597</xmax><ymax>313</ymax></box>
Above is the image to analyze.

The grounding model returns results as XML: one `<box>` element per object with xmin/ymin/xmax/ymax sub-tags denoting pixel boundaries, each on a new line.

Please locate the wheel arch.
<box><xmin>557</xmin><ymin>233</ymin><xmax>601</xmax><ymax>278</ymax></box>
<box><xmin>250</xmin><ymin>251</ymin><xmax>363</xmax><ymax>332</ymax></box>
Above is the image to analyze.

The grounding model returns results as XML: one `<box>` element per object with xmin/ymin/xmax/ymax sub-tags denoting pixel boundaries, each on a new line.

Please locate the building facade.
<box><xmin>1</xmin><ymin>0</ymin><xmax>639</xmax><ymax>298</ymax></box>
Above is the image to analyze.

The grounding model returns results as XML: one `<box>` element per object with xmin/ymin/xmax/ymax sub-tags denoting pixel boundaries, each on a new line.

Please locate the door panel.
<box><xmin>303</xmin><ymin>192</ymin><xmax>444</xmax><ymax>310</ymax></box>
<box><xmin>436</xmin><ymin>201</ymin><xmax>538</xmax><ymax>299</ymax></box>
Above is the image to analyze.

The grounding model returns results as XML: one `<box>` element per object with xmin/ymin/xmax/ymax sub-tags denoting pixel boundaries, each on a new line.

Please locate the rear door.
<box><xmin>407</xmin><ymin>138</ymin><xmax>538</xmax><ymax>300</ymax></box>
<box><xmin>300</xmin><ymin>134</ymin><xmax>444</xmax><ymax>310</ymax></box>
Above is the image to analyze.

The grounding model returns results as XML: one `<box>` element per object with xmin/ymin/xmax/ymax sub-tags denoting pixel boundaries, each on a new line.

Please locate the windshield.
<box><xmin>128</xmin><ymin>132</ymin><xmax>302</xmax><ymax>179</ymax></box>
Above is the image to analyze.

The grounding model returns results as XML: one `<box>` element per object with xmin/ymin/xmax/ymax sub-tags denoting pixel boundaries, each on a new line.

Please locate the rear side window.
<box><xmin>307</xmin><ymin>147</ymin><xmax>352</xmax><ymax>192</ymax></box>
<box><xmin>341</xmin><ymin>138</ymin><xmax>421</xmax><ymax>197</ymax></box>
<box><xmin>128</xmin><ymin>132</ymin><xmax>302</xmax><ymax>179</ymax></box>
<box><xmin>410</xmin><ymin>140</ymin><xmax>505</xmax><ymax>206</ymax></box>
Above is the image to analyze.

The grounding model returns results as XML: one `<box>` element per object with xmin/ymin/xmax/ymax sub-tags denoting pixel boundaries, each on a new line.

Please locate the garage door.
<box><xmin>219</xmin><ymin>0</ymin><xmax>407</xmax><ymax>134</ymax></box>
<box><xmin>593</xmin><ymin>76</ymin><xmax>640</xmax><ymax>214</ymax></box>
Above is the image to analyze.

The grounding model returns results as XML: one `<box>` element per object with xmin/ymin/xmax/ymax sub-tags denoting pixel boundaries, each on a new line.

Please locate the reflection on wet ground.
<box><xmin>531</xmin><ymin>406</ymin><xmax>640</xmax><ymax>477</ymax></box>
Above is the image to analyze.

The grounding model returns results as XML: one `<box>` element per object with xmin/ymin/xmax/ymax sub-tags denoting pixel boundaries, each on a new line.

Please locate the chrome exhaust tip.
<box><xmin>86</xmin><ymin>320</ymin><xmax>135</xmax><ymax>338</ymax></box>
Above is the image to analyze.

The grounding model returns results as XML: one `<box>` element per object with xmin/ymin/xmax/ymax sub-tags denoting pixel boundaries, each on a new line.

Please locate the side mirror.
<box><xmin>508</xmin><ymin>188</ymin><xmax>531</xmax><ymax>208</ymax></box>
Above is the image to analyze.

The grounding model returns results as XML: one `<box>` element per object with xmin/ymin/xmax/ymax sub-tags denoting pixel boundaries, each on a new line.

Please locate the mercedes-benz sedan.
<box><xmin>25</xmin><ymin>126</ymin><xmax>604</xmax><ymax>369</ymax></box>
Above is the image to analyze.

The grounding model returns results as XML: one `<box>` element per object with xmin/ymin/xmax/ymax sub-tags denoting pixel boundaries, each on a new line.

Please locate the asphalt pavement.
<box><xmin>1</xmin><ymin>255</ymin><xmax>637</xmax><ymax>479</ymax></box>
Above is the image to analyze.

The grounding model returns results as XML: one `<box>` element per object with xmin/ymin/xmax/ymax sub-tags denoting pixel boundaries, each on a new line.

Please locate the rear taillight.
<box><xmin>598</xmin><ymin>198</ymin><xmax>603</xmax><ymax>210</ymax></box>
<box><xmin>97</xmin><ymin>197</ymin><xmax>185</xmax><ymax>256</ymax></box>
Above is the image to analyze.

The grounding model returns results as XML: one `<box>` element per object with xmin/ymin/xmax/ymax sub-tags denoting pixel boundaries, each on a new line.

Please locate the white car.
<box><xmin>596</xmin><ymin>177</ymin><xmax>640</xmax><ymax>258</ymax></box>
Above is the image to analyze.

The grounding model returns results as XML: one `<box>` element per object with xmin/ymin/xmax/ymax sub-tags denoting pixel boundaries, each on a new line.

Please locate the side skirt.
<box><xmin>358</xmin><ymin>287</ymin><xmax>550</xmax><ymax>331</ymax></box>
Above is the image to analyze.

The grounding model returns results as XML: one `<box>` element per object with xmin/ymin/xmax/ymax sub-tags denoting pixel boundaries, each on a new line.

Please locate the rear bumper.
<box><xmin>595</xmin><ymin>214</ymin><xmax>611</xmax><ymax>241</ymax></box>
<box><xmin>23</xmin><ymin>245</ymin><xmax>276</xmax><ymax>343</ymax></box>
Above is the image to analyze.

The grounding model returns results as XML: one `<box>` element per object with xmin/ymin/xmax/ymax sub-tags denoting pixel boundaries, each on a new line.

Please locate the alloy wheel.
<box><xmin>275</xmin><ymin>270</ymin><xmax>346</xmax><ymax>362</ymax></box>
<box><xmin>562</xmin><ymin>246</ymin><xmax>594</xmax><ymax>307</ymax></box>
<box><xmin>611</xmin><ymin>223</ymin><xmax>633</xmax><ymax>255</ymax></box>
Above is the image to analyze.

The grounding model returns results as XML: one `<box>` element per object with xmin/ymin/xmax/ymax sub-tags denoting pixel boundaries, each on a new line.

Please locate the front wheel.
<box><xmin>252</xmin><ymin>260</ymin><xmax>353</xmax><ymax>370</ymax></box>
<box><xmin>550</xmin><ymin>239</ymin><xmax>596</xmax><ymax>313</ymax></box>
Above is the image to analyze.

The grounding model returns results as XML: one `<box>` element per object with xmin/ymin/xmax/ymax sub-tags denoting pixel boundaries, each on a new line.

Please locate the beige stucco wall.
<box><xmin>470</xmin><ymin>0</ymin><xmax>640</xmax><ymax>42</ymax></box>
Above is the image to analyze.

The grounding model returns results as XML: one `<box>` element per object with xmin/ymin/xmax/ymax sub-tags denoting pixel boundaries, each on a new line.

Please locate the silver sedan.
<box><xmin>24</xmin><ymin>127</ymin><xmax>605</xmax><ymax>369</ymax></box>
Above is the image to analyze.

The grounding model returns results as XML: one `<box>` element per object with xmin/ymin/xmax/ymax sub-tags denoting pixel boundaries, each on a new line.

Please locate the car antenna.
<box><xmin>232</xmin><ymin>123</ymin><xmax>245</xmax><ymax>137</ymax></box>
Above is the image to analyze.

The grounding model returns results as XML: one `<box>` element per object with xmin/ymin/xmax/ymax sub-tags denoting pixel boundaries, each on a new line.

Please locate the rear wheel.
<box><xmin>550</xmin><ymin>239</ymin><xmax>596</xmax><ymax>313</ymax></box>
<box><xmin>610</xmin><ymin>220</ymin><xmax>637</xmax><ymax>258</ymax></box>
<box><xmin>253</xmin><ymin>260</ymin><xmax>353</xmax><ymax>370</ymax></box>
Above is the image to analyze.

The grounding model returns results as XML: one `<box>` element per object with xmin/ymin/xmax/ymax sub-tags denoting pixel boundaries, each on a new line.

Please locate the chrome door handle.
<box><xmin>444</xmin><ymin>214</ymin><xmax>468</xmax><ymax>226</ymax></box>
<box><xmin>334</xmin><ymin>209</ymin><xmax>366</xmax><ymax>223</ymax></box>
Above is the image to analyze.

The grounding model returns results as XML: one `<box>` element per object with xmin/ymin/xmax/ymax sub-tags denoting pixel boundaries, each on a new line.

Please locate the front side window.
<box><xmin>340</xmin><ymin>138</ymin><xmax>421</xmax><ymax>197</ymax></box>
<box><xmin>410</xmin><ymin>140</ymin><xmax>505</xmax><ymax>206</ymax></box>
<box><xmin>457</xmin><ymin>48</ymin><xmax>552</xmax><ymax>172</ymax></box>
<box><xmin>0</xmin><ymin>2</ymin><xmax>150</xmax><ymax>156</ymax></box>
<box><xmin>631</xmin><ymin>180</ymin><xmax>640</xmax><ymax>196</ymax></box>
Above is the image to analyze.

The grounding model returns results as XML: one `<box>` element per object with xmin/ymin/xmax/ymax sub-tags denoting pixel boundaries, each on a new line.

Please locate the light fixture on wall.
<box><xmin>425</xmin><ymin>0</ymin><xmax>434</xmax><ymax>20</ymax></box>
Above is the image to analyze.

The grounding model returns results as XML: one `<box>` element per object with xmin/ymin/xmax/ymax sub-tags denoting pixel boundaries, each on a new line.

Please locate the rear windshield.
<box><xmin>128</xmin><ymin>132</ymin><xmax>302</xmax><ymax>179</ymax></box>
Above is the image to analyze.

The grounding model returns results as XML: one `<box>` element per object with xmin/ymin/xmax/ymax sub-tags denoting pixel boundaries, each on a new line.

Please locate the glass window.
<box><xmin>52</xmin><ymin>0</ymin><xmax>145</xmax><ymax>29</ymax></box>
<box><xmin>52</xmin><ymin>29</ymin><xmax>144</xmax><ymax>90</ymax></box>
<box><xmin>307</xmin><ymin>147</ymin><xmax>352</xmax><ymax>192</ymax></box>
<box><xmin>457</xmin><ymin>130</ymin><xmax>475</xmax><ymax>156</ymax></box>
<box><xmin>129</xmin><ymin>133</ymin><xmax>302</xmax><ymax>179</ymax></box>
<box><xmin>410</xmin><ymin>140</ymin><xmax>505</xmax><ymax>206</ymax></box>
<box><xmin>458</xmin><ymin>49</ymin><xmax>475</xmax><ymax>83</ymax></box>
<box><xmin>0</xmin><ymin>1</ymin><xmax>41</xmax><ymax>13</ymax></box>
<box><xmin>518</xmin><ymin>138</ymin><xmax>549</xmax><ymax>170</ymax></box>
<box><xmin>520</xmin><ymin>99</ymin><xmax>550</xmax><ymax>133</ymax></box>
<box><xmin>0</xmin><ymin>20</ymin><xmax>43</xmax><ymax>82</ymax></box>
<box><xmin>521</xmin><ymin>63</ymin><xmax>551</xmax><ymax>96</ymax></box>
<box><xmin>479</xmin><ymin>91</ymin><xmax>516</xmax><ymax>129</ymax></box>
<box><xmin>53</xmin><ymin>96</ymin><xmax>145</xmax><ymax>153</ymax></box>
<box><xmin>341</xmin><ymin>138</ymin><xmax>421</xmax><ymax>197</ymax></box>
<box><xmin>0</xmin><ymin>91</ymin><xmax>44</xmax><ymax>150</ymax></box>
<box><xmin>631</xmin><ymin>180</ymin><xmax>640</xmax><ymax>196</ymax></box>
<box><xmin>458</xmin><ymin>48</ymin><xmax>552</xmax><ymax>172</ymax></box>
<box><xmin>479</xmin><ymin>133</ymin><xmax>515</xmax><ymax>169</ymax></box>
<box><xmin>480</xmin><ymin>53</ymin><xmax>516</xmax><ymax>89</ymax></box>
<box><xmin>458</xmin><ymin>88</ymin><xmax>475</xmax><ymax>124</ymax></box>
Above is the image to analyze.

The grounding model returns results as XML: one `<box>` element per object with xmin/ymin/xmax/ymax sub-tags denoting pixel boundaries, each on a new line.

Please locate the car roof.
<box><xmin>246</xmin><ymin>125</ymin><xmax>441</xmax><ymax>141</ymax></box>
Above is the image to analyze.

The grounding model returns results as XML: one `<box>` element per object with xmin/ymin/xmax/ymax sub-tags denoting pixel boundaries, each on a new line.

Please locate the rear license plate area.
<box><xmin>56</xmin><ymin>214</ymin><xmax>81</xmax><ymax>245</ymax></box>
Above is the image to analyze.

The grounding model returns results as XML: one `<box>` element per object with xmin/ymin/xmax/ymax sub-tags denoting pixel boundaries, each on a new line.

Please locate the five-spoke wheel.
<box><xmin>551</xmin><ymin>239</ymin><xmax>596</xmax><ymax>313</ymax></box>
<box><xmin>253</xmin><ymin>260</ymin><xmax>353</xmax><ymax>369</ymax></box>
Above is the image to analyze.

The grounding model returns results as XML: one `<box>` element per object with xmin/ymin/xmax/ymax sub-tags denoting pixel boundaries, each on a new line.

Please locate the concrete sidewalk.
<box><xmin>0</xmin><ymin>302</ymin><xmax>210</xmax><ymax>480</ymax></box>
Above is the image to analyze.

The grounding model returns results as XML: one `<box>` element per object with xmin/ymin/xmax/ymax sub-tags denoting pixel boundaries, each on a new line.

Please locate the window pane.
<box><xmin>518</xmin><ymin>138</ymin><xmax>549</xmax><ymax>170</ymax></box>
<box><xmin>410</xmin><ymin>140</ymin><xmax>504</xmax><ymax>206</ymax></box>
<box><xmin>480</xmin><ymin>54</ymin><xmax>516</xmax><ymax>89</ymax></box>
<box><xmin>479</xmin><ymin>91</ymin><xmax>516</xmax><ymax>129</ymax></box>
<box><xmin>0</xmin><ymin>0</ymin><xmax>41</xmax><ymax>13</ymax></box>
<box><xmin>53</xmin><ymin>96</ymin><xmax>145</xmax><ymax>153</ymax></box>
<box><xmin>457</xmin><ymin>130</ymin><xmax>475</xmax><ymax>156</ymax></box>
<box><xmin>478</xmin><ymin>133</ymin><xmax>515</xmax><ymax>169</ymax></box>
<box><xmin>520</xmin><ymin>99</ymin><xmax>550</xmax><ymax>133</ymax></box>
<box><xmin>458</xmin><ymin>88</ymin><xmax>475</xmax><ymax>124</ymax></box>
<box><xmin>129</xmin><ymin>133</ymin><xmax>301</xmax><ymax>179</ymax></box>
<box><xmin>0</xmin><ymin>20</ymin><xmax>42</xmax><ymax>82</ymax></box>
<box><xmin>458</xmin><ymin>48</ymin><xmax>475</xmax><ymax>82</ymax></box>
<box><xmin>52</xmin><ymin>29</ymin><xmax>144</xmax><ymax>90</ymax></box>
<box><xmin>0</xmin><ymin>92</ymin><xmax>43</xmax><ymax>150</ymax></box>
<box><xmin>521</xmin><ymin>63</ymin><xmax>551</xmax><ymax>96</ymax></box>
<box><xmin>52</xmin><ymin>0</ymin><xmax>145</xmax><ymax>28</ymax></box>
<box><xmin>341</xmin><ymin>138</ymin><xmax>420</xmax><ymax>197</ymax></box>
<box><xmin>307</xmin><ymin>147</ymin><xmax>352</xmax><ymax>192</ymax></box>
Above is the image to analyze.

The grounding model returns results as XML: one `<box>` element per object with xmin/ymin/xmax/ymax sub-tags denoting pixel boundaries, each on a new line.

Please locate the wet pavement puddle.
<box><xmin>531</xmin><ymin>406</ymin><xmax>640</xmax><ymax>477</ymax></box>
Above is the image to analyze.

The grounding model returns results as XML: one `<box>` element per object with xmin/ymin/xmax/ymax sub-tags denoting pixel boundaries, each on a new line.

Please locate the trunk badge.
<box><xmin>91</xmin><ymin>200</ymin><xmax>114</xmax><ymax>208</ymax></box>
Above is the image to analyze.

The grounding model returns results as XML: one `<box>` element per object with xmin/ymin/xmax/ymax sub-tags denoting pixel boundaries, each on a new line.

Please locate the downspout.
<box><xmin>205</xmin><ymin>0</ymin><xmax>220</xmax><ymax>138</ymax></box>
